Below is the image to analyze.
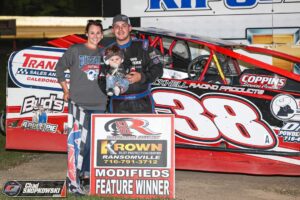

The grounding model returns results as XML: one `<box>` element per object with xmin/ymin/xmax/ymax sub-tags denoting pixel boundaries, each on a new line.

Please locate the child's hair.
<box><xmin>104</xmin><ymin>45</ymin><xmax>124</xmax><ymax>60</ymax></box>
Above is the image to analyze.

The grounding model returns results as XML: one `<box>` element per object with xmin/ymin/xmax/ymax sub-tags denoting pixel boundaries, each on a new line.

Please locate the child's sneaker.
<box><xmin>107</xmin><ymin>88</ymin><xmax>114</xmax><ymax>96</ymax></box>
<box><xmin>113</xmin><ymin>86</ymin><xmax>121</xmax><ymax>96</ymax></box>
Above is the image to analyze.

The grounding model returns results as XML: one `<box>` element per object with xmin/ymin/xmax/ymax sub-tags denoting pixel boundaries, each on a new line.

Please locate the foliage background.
<box><xmin>0</xmin><ymin>0</ymin><xmax>102</xmax><ymax>16</ymax></box>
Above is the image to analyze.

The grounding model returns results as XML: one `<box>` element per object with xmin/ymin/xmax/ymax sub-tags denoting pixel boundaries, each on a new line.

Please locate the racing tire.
<box><xmin>0</xmin><ymin>110</ymin><xmax>6</xmax><ymax>136</ymax></box>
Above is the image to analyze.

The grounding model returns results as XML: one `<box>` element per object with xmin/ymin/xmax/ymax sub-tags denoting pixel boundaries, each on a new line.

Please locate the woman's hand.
<box><xmin>63</xmin><ymin>91</ymin><xmax>70</xmax><ymax>102</ymax></box>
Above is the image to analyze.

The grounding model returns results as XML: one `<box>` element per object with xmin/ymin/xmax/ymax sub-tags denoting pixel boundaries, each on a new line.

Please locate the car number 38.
<box><xmin>152</xmin><ymin>88</ymin><xmax>277</xmax><ymax>149</ymax></box>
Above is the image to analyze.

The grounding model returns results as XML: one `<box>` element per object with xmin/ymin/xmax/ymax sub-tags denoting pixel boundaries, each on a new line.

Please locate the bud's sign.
<box><xmin>8</xmin><ymin>46</ymin><xmax>67</xmax><ymax>91</ymax></box>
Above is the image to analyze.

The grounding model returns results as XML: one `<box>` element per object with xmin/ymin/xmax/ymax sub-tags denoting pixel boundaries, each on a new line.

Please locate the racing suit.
<box><xmin>109</xmin><ymin>39</ymin><xmax>163</xmax><ymax>113</ymax></box>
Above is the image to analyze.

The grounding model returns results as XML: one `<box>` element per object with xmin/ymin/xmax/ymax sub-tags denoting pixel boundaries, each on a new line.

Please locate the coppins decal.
<box><xmin>152</xmin><ymin>87</ymin><xmax>277</xmax><ymax>149</ymax></box>
<box><xmin>104</xmin><ymin>118</ymin><xmax>162</xmax><ymax>137</ymax></box>
<box><xmin>239</xmin><ymin>74</ymin><xmax>287</xmax><ymax>89</ymax></box>
<box><xmin>270</xmin><ymin>94</ymin><xmax>298</xmax><ymax>121</ymax></box>
<box><xmin>8</xmin><ymin>46</ymin><xmax>67</xmax><ymax>91</ymax></box>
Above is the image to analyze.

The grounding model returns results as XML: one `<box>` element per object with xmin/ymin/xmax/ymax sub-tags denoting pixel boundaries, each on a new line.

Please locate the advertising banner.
<box><xmin>2</xmin><ymin>180</ymin><xmax>66</xmax><ymax>198</ymax></box>
<box><xmin>90</xmin><ymin>114</ymin><xmax>175</xmax><ymax>199</ymax></box>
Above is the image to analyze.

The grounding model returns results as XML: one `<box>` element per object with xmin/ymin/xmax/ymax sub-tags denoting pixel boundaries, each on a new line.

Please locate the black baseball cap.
<box><xmin>112</xmin><ymin>14</ymin><xmax>131</xmax><ymax>25</ymax></box>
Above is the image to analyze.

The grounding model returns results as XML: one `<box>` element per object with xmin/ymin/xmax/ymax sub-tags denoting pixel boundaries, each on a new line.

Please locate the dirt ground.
<box><xmin>0</xmin><ymin>153</ymin><xmax>299</xmax><ymax>200</ymax></box>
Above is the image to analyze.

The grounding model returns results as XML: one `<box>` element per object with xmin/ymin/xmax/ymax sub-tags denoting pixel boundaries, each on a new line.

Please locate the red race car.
<box><xmin>4</xmin><ymin>27</ymin><xmax>300</xmax><ymax>175</ymax></box>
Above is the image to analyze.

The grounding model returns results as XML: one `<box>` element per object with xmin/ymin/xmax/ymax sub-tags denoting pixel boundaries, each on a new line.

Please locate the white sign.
<box><xmin>90</xmin><ymin>114</ymin><xmax>175</xmax><ymax>199</ymax></box>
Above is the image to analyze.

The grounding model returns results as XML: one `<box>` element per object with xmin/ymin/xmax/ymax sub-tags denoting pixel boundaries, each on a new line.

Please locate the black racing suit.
<box><xmin>109</xmin><ymin>39</ymin><xmax>163</xmax><ymax>113</ymax></box>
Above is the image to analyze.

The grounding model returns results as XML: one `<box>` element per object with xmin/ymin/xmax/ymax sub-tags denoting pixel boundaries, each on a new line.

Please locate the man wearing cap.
<box><xmin>108</xmin><ymin>14</ymin><xmax>163</xmax><ymax>113</ymax></box>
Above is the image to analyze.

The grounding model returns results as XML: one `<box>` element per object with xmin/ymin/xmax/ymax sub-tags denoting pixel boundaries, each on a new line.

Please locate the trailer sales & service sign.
<box><xmin>90</xmin><ymin>114</ymin><xmax>175</xmax><ymax>199</ymax></box>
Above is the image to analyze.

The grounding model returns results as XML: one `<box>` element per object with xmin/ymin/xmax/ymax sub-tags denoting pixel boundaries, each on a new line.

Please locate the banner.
<box><xmin>90</xmin><ymin>114</ymin><xmax>175</xmax><ymax>199</ymax></box>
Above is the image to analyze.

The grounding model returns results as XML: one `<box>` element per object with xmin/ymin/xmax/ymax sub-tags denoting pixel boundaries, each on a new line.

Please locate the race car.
<box><xmin>4</xmin><ymin>27</ymin><xmax>300</xmax><ymax>175</ymax></box>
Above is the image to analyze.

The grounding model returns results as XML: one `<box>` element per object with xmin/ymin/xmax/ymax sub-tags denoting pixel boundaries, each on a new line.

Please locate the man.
<box><xmin>109</xmin><ymin>14</ymin><xmax>163</xmax><ymax>113</ymax></box>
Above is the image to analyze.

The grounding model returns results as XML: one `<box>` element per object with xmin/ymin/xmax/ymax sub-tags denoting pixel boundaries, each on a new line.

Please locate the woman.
<box><xmin>56</xmin><ymin>20</ymin><xmax>107</xmax><ymax>193</ymax></box>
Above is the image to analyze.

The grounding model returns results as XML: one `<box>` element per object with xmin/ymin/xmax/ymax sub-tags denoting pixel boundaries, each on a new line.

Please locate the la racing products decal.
<box><xmin>152</xmin><ymin>87</ymin><xmax>277</xmax><ymax>149</ymax></box>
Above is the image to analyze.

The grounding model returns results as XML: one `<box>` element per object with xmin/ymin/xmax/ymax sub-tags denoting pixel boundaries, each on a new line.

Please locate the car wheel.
<box><xmin>0</xmin><ymin>110</ymin><xmax>6</xmax><ymax>136</ymax></box>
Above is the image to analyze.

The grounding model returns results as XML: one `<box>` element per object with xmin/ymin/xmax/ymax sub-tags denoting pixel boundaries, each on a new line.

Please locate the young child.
<box><xmin>103</xmin><ymin>45</ymin><xmax>129</xmax><ymax>96</ymax></box>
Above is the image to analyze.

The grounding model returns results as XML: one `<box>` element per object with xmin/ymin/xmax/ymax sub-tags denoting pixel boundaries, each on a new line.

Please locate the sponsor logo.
<box><xmin>8</xmin><ymin>47</ymin><xmax>67</xmax><ymax>91</ymax></box>
<box><xmin>3</xmin><ymin>180</ymin><xmax>66</xmax><ymax>197</ymax></box>
<box><xmin>2</xmin><ymin>181</ymin><xmax>22</xmax><ymax>197</ymax></box>
<box><xmin>130</xmin><ymin>57</ymin><xmax>142</xmax><ymax>65</ymax></box>
<box><xmin>146</xmin><ymin>0</ymin><xmax>298</xmax><ymax>11</ymax></box>
<box><xmin>21</xmin><ymin>94</ymin><xmax>64</xmax><ymax>114</ymax></box>
<box><xmin>97</xmin><ymin>140</ymin><xmax>167</xmax><ymax>167</ymax></box>
<box><xmin>21</xmin><ymin>120</ymin><xmax>58</xmax><ymax>133</ymax></box>
<box><xmin>23</xmin><ymin>53</ymin><xmax>58</xmax><ymax>70</ymax></box>
<box><xmin>239</xmin><ymin>74</ymin><xmax>286</xmax><ymax>89</ymax></box>
<box><xmin>278</xmin><ymin>121</ymin><xmax>300</xmax><ymax>143</ymax></box>
<box><xmin>153</xmin><ymin>79</ymin><xmax>188</xmax><ymax>88</ymax></box>
<box><xmin>270</xmin><ymin>94</ymin><xmax>298</xmax><ymax>121</ymax></box>
<box><xmin>100</xmin><ymin>140</ymin><xmax>163</xmax><ymax>154</ymax></box>
<box><xmin>104</xmin><ymin>118</ymin><xmax>161</xmax><ymax>136</ymax></box>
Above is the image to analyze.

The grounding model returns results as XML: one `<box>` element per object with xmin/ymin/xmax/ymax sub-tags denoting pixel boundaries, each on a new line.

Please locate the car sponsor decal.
<box><xmin>270</xmin><ymin>94</ymin><xmax>299</xmax><ymax>121</ymax></box>
<box><xmin>145</xmin><ymin>0</ymin><xmax>299</xmax><ymax>12</ymax></box>
<box><xmin>8</xmin><ymin>46</ymin><xmax>67</xmax><ymax>91</ymax></box>
<box><xmin>239</xmin><ymin>73</ymin><xmax>287</xmax><ymax>89</ymax></box>
<box><xmin>21</xmin><ymin>93</ymin><xmax>64</xmax><ymax>114</ymax></box>
<box><xmin>153</xmin><ymin>79</ymin><xmax>265</xmax><ymax>95</ymax></box>
<box><xmin>270</xmin><ymin>94</ymin><xmax>300</xmax><ymax>143</ymax></box>
<box><xmin>278</xmin><ymin>121</ymin><xmax>300</xmax><ymax>143</ymax></box>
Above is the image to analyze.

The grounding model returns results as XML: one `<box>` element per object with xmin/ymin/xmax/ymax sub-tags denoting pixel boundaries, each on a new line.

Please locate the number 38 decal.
<box><xmin>152</xmin><ymin>88</ymin><xmax>277</xmax><ymax>149</ymax></box>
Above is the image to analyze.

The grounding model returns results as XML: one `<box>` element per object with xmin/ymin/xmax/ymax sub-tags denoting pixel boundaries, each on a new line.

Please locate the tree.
<box><xmin>0</xmin><ymin>0</ymin><xmax>101</xmax><ymax>16</ymax></box>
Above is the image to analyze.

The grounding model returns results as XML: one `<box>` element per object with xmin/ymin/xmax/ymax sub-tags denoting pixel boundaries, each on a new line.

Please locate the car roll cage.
<box><xmin>133</xmin><ymin>29</ymin><xmax>300</xmax><ymax>83</ymax></box>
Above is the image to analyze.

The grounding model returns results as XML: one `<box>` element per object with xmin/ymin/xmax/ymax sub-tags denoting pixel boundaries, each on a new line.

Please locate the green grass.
<box><xmin>0</xmin><ymin>134</ymin><xmax>40</xmax><ymax>170</ymax></box>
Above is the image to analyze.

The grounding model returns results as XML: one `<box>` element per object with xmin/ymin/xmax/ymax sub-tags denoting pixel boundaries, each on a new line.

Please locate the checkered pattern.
<box><xmin>67</xmin><ymin>101</ymin><xmax>89</xmax><ymax>195</ymax></box>
<box><xmin>17</xmin><ymin>68</ymin><xmax>29</xmax><ymax>75</ymax></box>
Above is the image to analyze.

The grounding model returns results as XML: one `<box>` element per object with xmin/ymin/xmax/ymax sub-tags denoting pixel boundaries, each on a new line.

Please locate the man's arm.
<box><xmin>140</xmin><ymin>47</ymin><xmax>163</xmax><ymax>84</ymax></box>
<box><xmin>126</xmin><ymin>47</ymin><xmax>163</xmax><ymax>84</ymax></box>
